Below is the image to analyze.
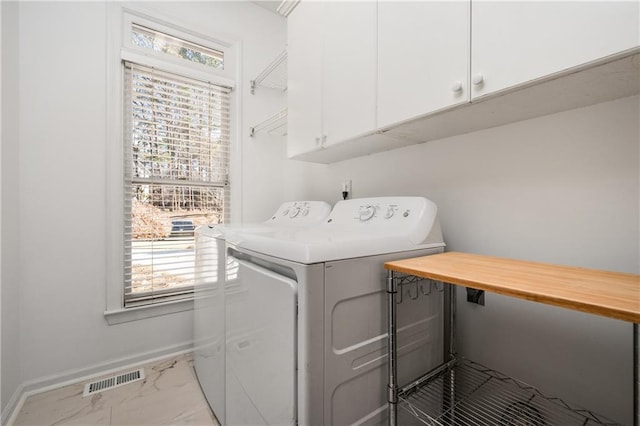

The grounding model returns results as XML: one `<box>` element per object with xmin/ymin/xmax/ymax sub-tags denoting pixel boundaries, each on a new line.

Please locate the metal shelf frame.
<box><xmin>386</xmin><ymin>271</ymin><xmax>623</xmax><ymax>426</ymax></box>
<box><xmin>250</xmin><ymin>49</ymin><xmax>287</xmax><ymax>95</ymax></box>
<box><xmin>250</xmin><ymin>108</ymin><xmax>287</xmax><ymax>137</ymax></box>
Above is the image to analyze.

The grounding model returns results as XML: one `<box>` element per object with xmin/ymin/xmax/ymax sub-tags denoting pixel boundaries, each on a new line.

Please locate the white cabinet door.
<box><xmin>287</xmin><ymin>1</ymin><xmax>324</xmax><ymax>158</ymax></box>
<box><xmin>322</xmin><ymin>1</ymin><xmax>377</xmax><ymax>147</ymax></box>
<box><xmin>378</xmin><ymin>1</ymin><xmax>470</xmax><ymax>128</ymax></box>
<box><xmin>472</xmin><ymin>1</ymin><xmax>640</xmax><ymax>99</ymax></box>
<box><xmin>288</xmin><ymin>1</ymin><xmax>376</xmax><ymax>157</ymax></box>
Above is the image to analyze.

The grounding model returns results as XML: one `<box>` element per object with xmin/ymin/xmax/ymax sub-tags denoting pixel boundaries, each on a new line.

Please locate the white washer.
<box><xmin>193</xmin><ymin>201</ymin><xmax>332</xmax><ymax>424</ymax></box>
<box><xmin>224</xmin><ymin>196</ymin><xmax>446</xmax><ymax>425</ymax></box>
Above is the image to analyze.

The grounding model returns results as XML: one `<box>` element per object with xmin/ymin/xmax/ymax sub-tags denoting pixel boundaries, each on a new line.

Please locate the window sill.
<box><xmin>104</xmin><ymin>297</ymin><xmax>194</xmax><ymax>325</ymax></box>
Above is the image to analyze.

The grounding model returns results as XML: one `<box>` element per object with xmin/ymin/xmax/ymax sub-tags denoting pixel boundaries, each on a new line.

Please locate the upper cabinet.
<box><xmin>287</xmin><ymin>1</ymin><xmax>377</xmax><ymax>159</ymax></box>
<box><xmin>287</xmin><ymin>1</ymin><xmax>640</xmax><ymax>163</ymax></box>
<box><xmin>471</xmin><ymin>2</ymin><xmax>640</xmax><ymax>99</ymax></box>
<box><xmin>377</xmin><ymin>1</ymin><xmax>470</xmax><ymax>128</ymax></box>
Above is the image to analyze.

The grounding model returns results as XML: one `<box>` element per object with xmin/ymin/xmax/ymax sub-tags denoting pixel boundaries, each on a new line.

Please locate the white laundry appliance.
<box><xmin>193</xmin><ymin>201</ymin><xmax>332</xmax><ymax>424</ymax></box>
<box><xmin>223</xmin><ymin>196</ymin><xmax>446</xmax><ymax>426</ymax></box>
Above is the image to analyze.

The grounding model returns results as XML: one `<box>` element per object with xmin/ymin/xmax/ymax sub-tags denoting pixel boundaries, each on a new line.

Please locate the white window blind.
<box><xmin>123</xmin><ymin>61</ymin><xmax>231</xmax><ymax>307</ymax></box>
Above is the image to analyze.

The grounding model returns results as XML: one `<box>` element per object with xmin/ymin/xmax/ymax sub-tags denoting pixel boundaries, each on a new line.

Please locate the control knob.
<box><xmin>384</xmin><ymin>206</ymin><xmax>396</xmax><ymax>219</ymax></box>
<box><xmin>289</xmin><ymin>207</ymin><xmax>301</xmax><ymax>218</ymax></box>
<box><xmin>358</xmin><ymin>205</ymin><xmax>376</xmax><ymax>222</ymax></box>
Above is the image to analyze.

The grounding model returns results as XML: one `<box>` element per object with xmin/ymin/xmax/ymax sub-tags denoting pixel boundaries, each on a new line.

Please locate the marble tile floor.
<box><xmin>12</xmin><ymin>353</ymin><xmax>219</xmax><ymax>426</ymax></box>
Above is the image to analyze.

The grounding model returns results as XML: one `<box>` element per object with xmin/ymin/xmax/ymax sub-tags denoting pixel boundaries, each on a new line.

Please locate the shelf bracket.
<box><xmin>249</xmin><ymin>108</ymin><xmax>287</xmax><ymax>138</ymax></box>
<box><xmin>250</xmin><ymin>49</ymin><xmax>287</xmax><ymax>95</ymax></box>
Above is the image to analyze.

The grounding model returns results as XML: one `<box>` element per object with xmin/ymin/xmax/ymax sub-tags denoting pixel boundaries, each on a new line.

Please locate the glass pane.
<box><xmin>123</xmin><ymin>61</ymin><xmax>231</xmax><ymax>306</ymax></box>
<box><xmin>128</xmin><ymin>65</ymin><xmax>230</xmax><ymax>184</ymax></box>
<box><xmin>127</xmin><ymin>184</ymin><xmax>224</xmax><ymax>299</ymax></box>
<box><xmin>131</xmin><ymin>24</ymin><xmax>224</xmax><ymax>69</ymax></box>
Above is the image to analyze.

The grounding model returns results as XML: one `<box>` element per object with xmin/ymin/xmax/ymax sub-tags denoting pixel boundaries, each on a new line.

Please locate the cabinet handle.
<box><xmin>472</xmin><ymin>73</ymin><xmax>484</xmax><ymax>86</ymax></box>
<box><xmin>451</xmin><ymin>81</ymin><xmax>463</xmax><ymax>93</ymax></box>
<box><xmin>315</xmin><ymin>135</ymin><xmax>321</xmax><ymax>146</ymax></box>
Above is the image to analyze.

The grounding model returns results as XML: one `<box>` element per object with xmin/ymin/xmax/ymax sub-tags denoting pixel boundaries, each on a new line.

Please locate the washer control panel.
<box><xmin>271</xmin><ymin>201</ymin><xmax>331</xmax><ymax>224</ymax></box>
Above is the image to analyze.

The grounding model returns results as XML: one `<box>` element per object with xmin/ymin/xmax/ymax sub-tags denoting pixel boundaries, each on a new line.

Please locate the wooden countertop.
<box><xmin>385</xmin><ymin>252</ymin><xmax>639</xmax><ymax>323</ymax></box>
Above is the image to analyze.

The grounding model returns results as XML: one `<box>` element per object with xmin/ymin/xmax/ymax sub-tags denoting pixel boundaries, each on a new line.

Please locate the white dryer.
<box><xmin>193</xmin><ymin>201</ymin><xmax>332</xmax><ymax>424</ymax></box>
<box><xmin>224</xmin><ymin>196</ymin><xmax>446</xmax><ymax>425</ymax></box>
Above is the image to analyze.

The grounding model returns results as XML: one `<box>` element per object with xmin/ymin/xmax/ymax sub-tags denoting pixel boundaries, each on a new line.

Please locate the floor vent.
<box><xmin>83</xmin><ymin>368</ymin><xmax>145</xmax><ymax>397</ymax></box>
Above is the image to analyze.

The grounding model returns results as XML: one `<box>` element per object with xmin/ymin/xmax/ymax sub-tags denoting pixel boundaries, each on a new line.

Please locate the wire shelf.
<box><xmin>399</xmin><ymin>358</ymin><xmax>620</xmax><ymax>426</ymax></box>
<box><xmin>250</xmin><ymin>50</ymin><xmax>287</xmax><ymax>94</ymax></box>
<box><xmin>250</xmin><ymin>108</ymin><xmax>287</xmax><ymax>137</ymax></box>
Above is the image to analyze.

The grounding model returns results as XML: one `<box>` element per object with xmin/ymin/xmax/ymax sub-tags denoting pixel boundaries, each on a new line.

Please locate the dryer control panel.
<box><xmin>327</xmin><ymin>197</ymin><xmax>430</xmax><ymax>225</ymax></box>
<box><xmin>325</xmin><ymin>197</ymin><xmax>438</xmax><ymax>245</ymax></box>
<box><xmin>356</xmin><ymin>203</ymin><xmax>403</xmax><ymax>222</ymax></box>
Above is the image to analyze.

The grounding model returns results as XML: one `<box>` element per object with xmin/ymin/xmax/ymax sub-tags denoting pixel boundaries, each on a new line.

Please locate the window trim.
<box><xmin>105</xmin><ymin>298</ymin><xmax>195</xmax><ymax>325</ymax></box>
<box><xmin>105</xmin><ymin>3</ymin><xmax>242</xmax><ymax>323</ymax></box>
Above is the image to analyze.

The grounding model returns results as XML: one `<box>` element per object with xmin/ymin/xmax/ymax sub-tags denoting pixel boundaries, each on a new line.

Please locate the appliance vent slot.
<box><xmin>83</xmin><ymin>368</ymin><xmax>145</xmax><ymax>397</ymax></box>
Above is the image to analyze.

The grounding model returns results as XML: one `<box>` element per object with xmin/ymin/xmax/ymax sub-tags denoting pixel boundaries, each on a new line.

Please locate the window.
<box><xmin>122</xmin><ymin>24</ymin><xmax>232</xmax><ymax>307</ymax></box>
<box><xmin>130</xmin><ymin>24</ymin><xmax>224</xmax><ymax>70</ymax></box>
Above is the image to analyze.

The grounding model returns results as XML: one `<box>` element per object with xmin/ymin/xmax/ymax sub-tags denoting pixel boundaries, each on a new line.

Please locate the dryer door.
<box><xmin>226</xmin><ymin>256</ymin><xmax>297</xmax><ymax>426</ymax></box>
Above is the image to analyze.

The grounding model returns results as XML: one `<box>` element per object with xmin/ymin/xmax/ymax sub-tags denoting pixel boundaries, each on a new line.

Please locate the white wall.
<box><xmin>237</xmin><ymin>44</ymin><xmax>322</xmax><ymax>221</ymax></box>
<box><xmin>1</xmin><ymin>1</ymin><xmax>21</xmax><ymax>419</ymax></box>
<box><xmin>5</xmin><ymin>0</ymin><xmax>287</xmax><ymax>410</ymax></box>
<box><xmin>296</xmin><ymin>95</ymin><xmax>639</xmax><ymax>424</ymax></box>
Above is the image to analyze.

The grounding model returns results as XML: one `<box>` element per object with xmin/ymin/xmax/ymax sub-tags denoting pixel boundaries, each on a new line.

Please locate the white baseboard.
<box><xmin>2</xmin><ymin>341</ymin><xmax>193</xmax><ymax>426</ymax></box>
<box><xmin>1</xmin><ymin>384</ymin><xmax>25</xmax><ymax>426</ymax></box>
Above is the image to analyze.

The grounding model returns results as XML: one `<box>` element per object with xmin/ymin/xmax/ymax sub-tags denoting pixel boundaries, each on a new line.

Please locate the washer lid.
<box><xmin>226</xmin><ymin>197</ymin><xmax>445</xmax><ymax>264</ymax></box>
